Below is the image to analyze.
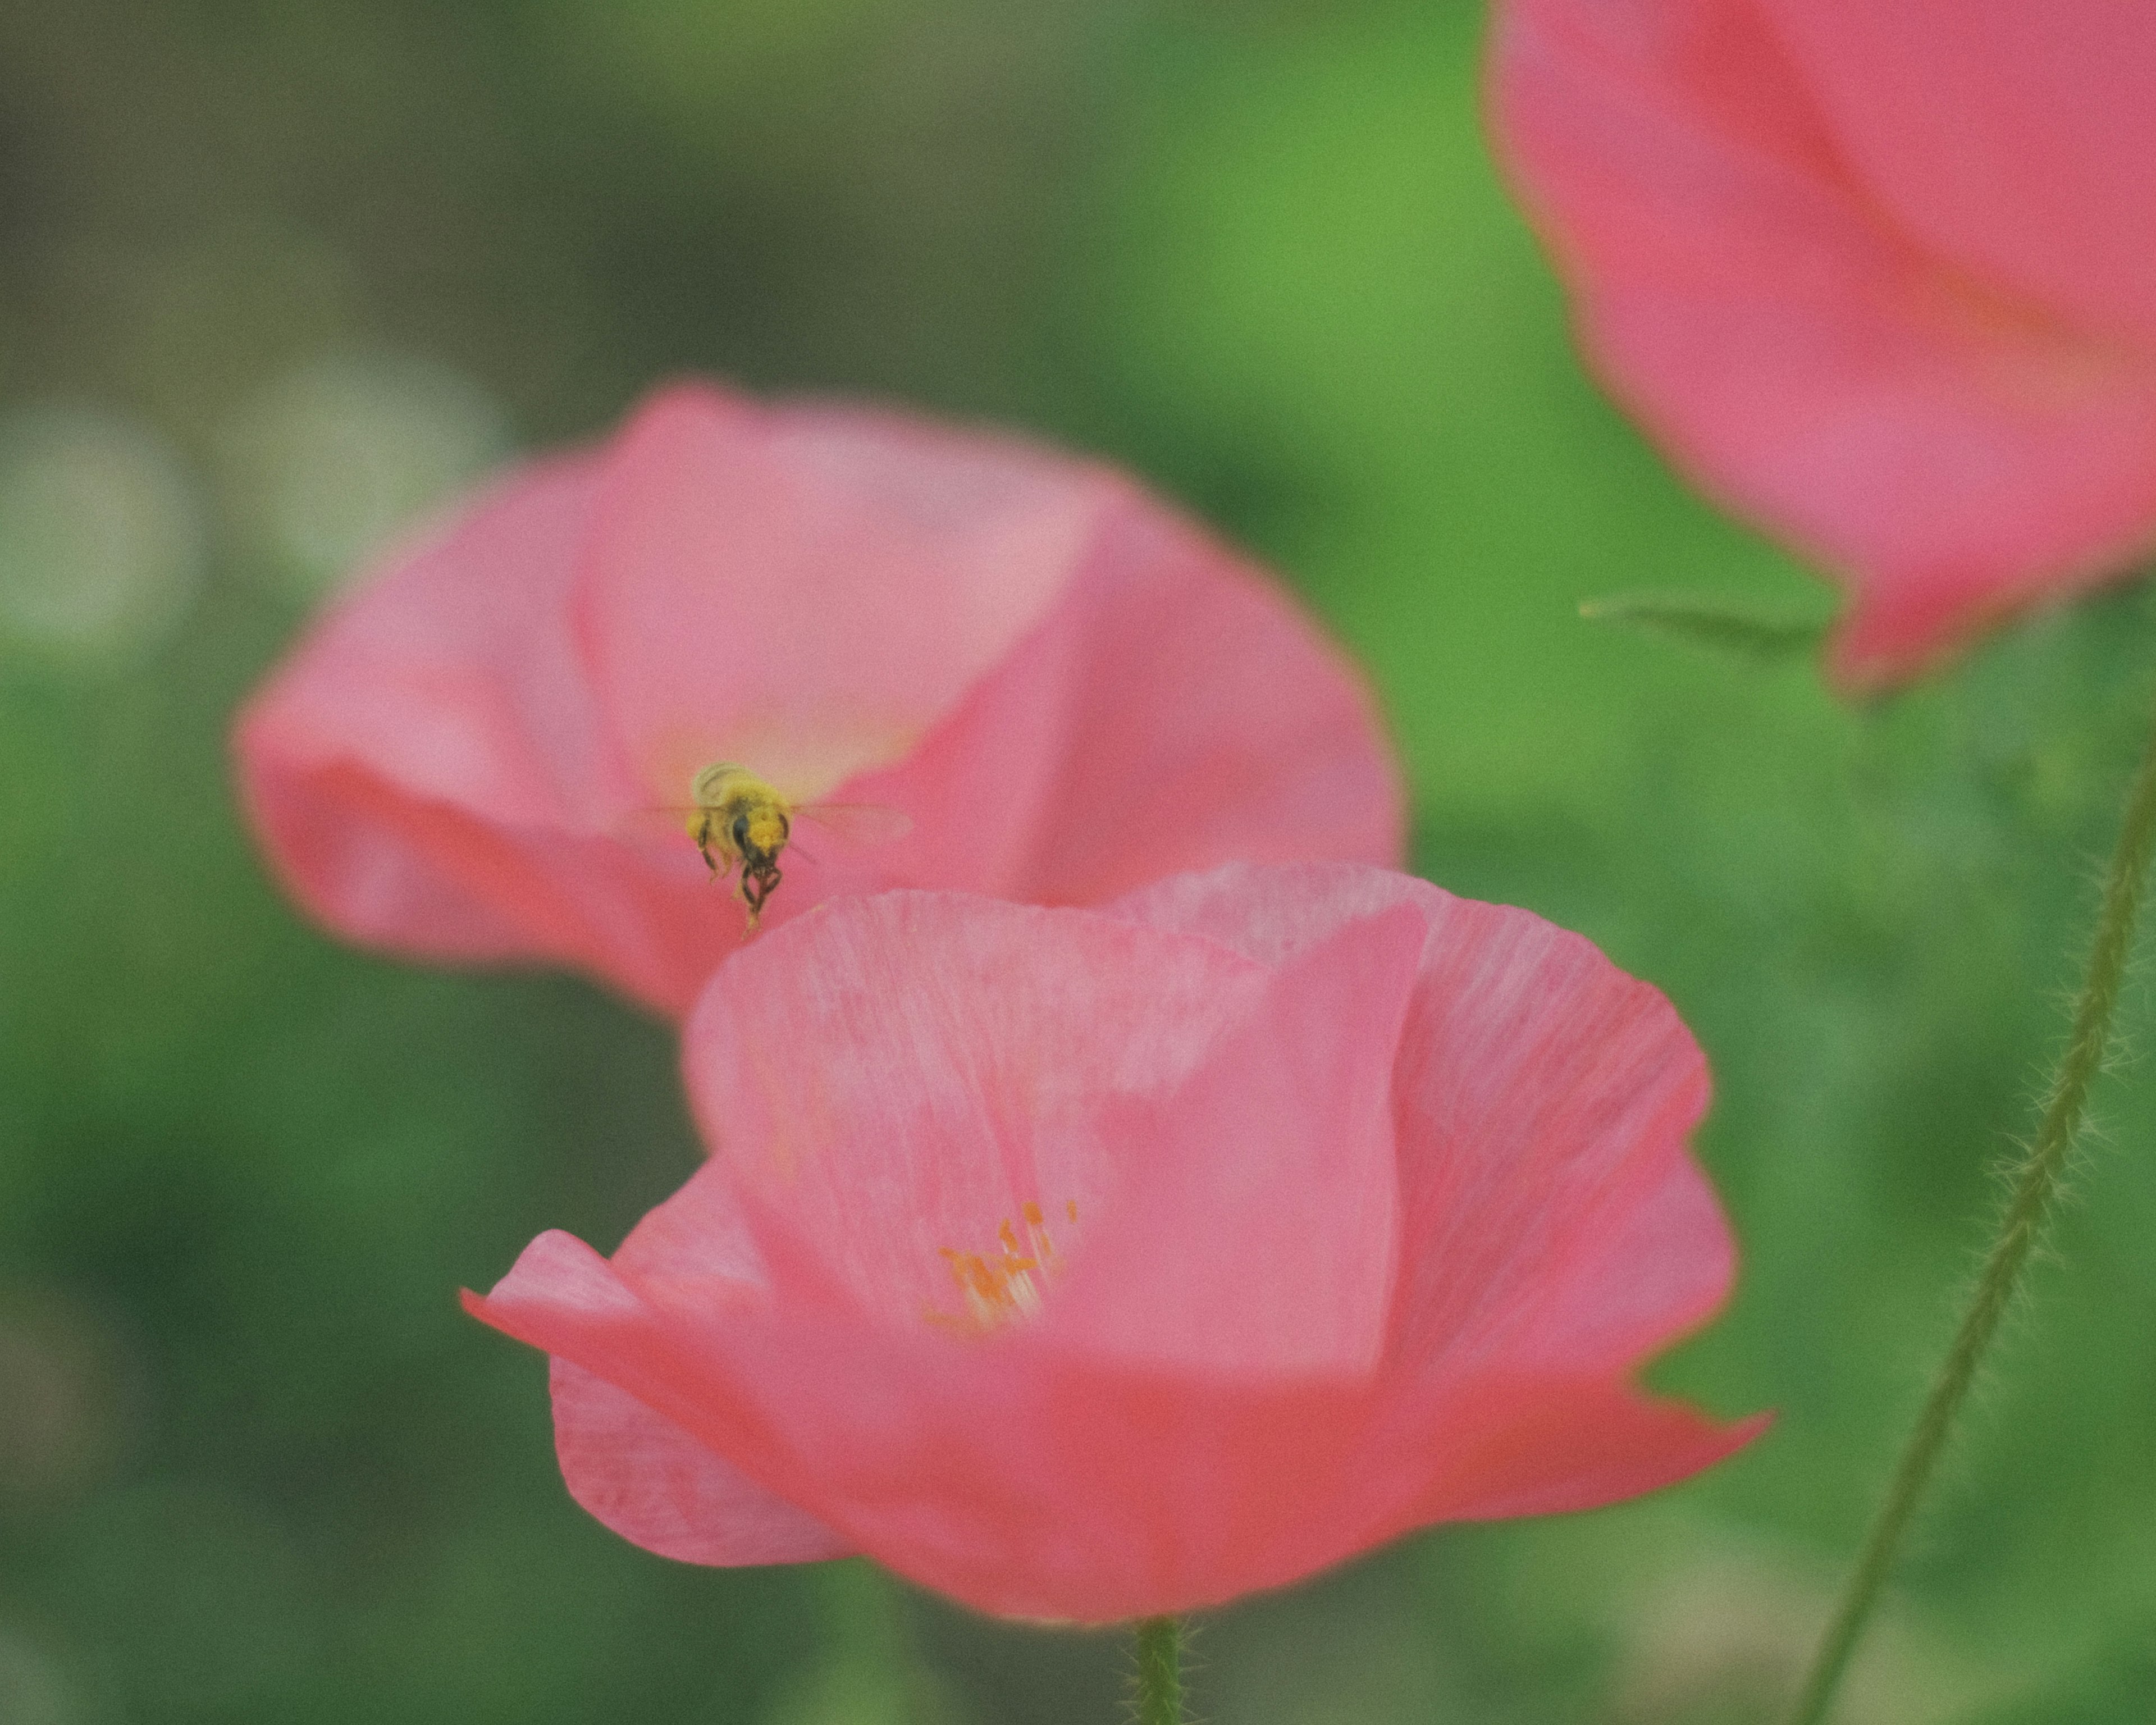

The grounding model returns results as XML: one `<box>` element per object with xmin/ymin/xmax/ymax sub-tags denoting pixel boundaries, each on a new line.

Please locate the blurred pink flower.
<box><xmin>234</xmin><ymin>382</ymin><xmax>1401</xmax><ymax>1014</ymax></box>
<box><xmin>467</xmin><ymin>862</ymin><xmax>1760</xmax><ymax>1622</ymax></box>
<box><xmin>1488</xmin><ymin>0</ymin><xmax>2156</xmax><ymax>687</ymax></box>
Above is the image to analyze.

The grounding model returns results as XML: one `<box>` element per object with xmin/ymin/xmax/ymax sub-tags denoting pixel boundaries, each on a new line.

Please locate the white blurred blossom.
<box><xmin>0</xmin><ymin>405</ymin><xmax>205</xmax><ymax>663</ymax></box>
<box><xmin>222</xmin><ymin>349</ymin><xmax>510</xmax><ymax>601</ymax></box>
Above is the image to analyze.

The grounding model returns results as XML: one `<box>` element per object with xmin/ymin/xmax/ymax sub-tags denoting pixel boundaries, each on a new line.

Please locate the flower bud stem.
<box><xmin>1133</xmin><ymin>1616</ymin><xmax>1184</xmax><ymax>1724</ymax></box>
<box><xmin>1783</xmin><ymin>686</ymin><xmax>2156</xmax><ymax>1725</ymax></box>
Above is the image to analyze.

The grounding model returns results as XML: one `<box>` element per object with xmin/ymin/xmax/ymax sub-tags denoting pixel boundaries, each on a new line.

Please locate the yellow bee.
<box><xmin>679</xmin><ymin>762</ymin><xmax>908</xmax><ymax>930</ymax></box>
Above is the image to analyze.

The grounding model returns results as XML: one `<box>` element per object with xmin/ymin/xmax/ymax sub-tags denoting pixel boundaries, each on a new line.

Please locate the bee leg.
<box><xmin>691</xmin><ymin>815</ymin><xmax>723</xmax><ymax>878</ymax></box>
<box><xmin>739</xmin><ymin>862</ymin><xmax>780</xmax><ymax>930</ymax></box>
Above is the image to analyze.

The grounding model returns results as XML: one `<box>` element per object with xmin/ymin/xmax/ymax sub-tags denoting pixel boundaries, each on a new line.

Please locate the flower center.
<box><xmin>929</xmin><ymin>1199</ymin><xmax>1078</xmax><ymax>1334</ymax></box>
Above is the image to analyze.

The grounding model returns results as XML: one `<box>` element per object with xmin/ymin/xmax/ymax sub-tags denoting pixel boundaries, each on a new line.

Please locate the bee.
<box><xmin>685</xmin><ymin>763</ymin><xmax>793</xmax><ymax>927</ymax></box>
<box><xmin>675</xmin><ymin>762</ymin><xmax>910</xmax><ymax>931</ymax></box>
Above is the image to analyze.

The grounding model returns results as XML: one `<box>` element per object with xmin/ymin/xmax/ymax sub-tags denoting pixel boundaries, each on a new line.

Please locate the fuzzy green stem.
<box><xmin>1133</xmin><ymin>1617</ymin><xmax>1184</xmax><ymax>1724</ymax></box>
<box><xmin>1783</xmin><ymin>690</ymin><xmax>2156</xmax><ymax>1725</ymax></box>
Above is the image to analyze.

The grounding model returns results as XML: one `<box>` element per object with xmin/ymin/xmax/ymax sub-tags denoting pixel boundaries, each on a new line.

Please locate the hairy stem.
<box><xmin>1132</xmin><ymin>1617</ymin><xmax>1184</xmax><ymax>1725</ymax></box>
<box><xmin>1783</xmin><ymin>691</ymin><xmax>2156</xmax><ymax>1725</ymax></box>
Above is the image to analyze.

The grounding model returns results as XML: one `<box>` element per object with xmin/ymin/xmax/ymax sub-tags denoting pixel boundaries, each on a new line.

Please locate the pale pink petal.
<box><xmin>1378</xmin><ymin>892</ymin><xmax>1726</xmax><ymax>1377</ymax></box>
<box><xmin>468</xmin><ymin>1227</ymin><xmax>801</xmax><ymax>1516</ymax></box>
<box><xmin>574</xmin><ymin>384</ymin><xmax>1102</xmax><ymax>804</ymax></box>
<box><xmin>610</xmin><ymin>1139</ymin><xmax>770</xmax><ymax>1292</ymax></box>
<box><xmin>472</xmin><ymin>868</ymin><xmax>1752</xmax><ymax>1620</ymax></box>
<box><xmin>231</xmin><ymin>454</ymin><xmax>743</xmax><ymax>1011</ymax></box>
<box><xmin>1048</xmin><ymin>905</ymin><xmax>1421</xmax><ymax>1377</ymax></box>
<box><xmin>1024</xmin><ymin>499</ymin><xmax>1401</xmax><ymax>895</ymax></box>
<box><xmin>237</xmin><ymin>455</ymin><xmax>608</xmax><ymax>938</ymax></box>
<box><xmin>677</xmin><ymin>892</ymin><xmax>1274</xmax><ymax>1331</ymax></box>
<box><xmin>1489</xmin><ymin>0</ymin><xmax>2156</xmax><ymax>687</ymax></box>
<box><xmin>1112</xmin><ymin>861</ymin><xmax>1751</xmax><ymax>1517</ymax></box>
<box><xmin>239</xmin><ymin>382</ymin><xmax>1402</xmax><ymax>1011</ymax></box>
<box><xmin>1119</xmin><ymin>861</ymin><xmax>1739</xmax><ymax>1371</ymax></box>
<box><xmin>485</xmin><ymin>1172</ymin><xmax>833</xmax><ymax>1579</ymax></box>
<box><xmin>835</xmin><ymin>494</ymin><xmax>1404</xmax><ymax>903</ymax></box>
<box><xmin>471</xmin><ymin>1227</ymin><xmax>1378</xmax><ymax>1620</ymax></box>
<box><xmin>550</xmin><ymin>1358</ymin><xmax>852</xmax><ymax>1566</ymax></box>
<box><xmin>481</xmin><ymin>1233</ymin><xmax>1746</xmax><ymax>1619</ymax></box>
<box><xmin>240</xmin><ymin>454</ymin><xmax>623</xmax><ymax>832</ymax></box>
<box><xmin>1107</xmin><ymin>857</ymin><xmax>1428</xmax><ymax>965</ymax></box>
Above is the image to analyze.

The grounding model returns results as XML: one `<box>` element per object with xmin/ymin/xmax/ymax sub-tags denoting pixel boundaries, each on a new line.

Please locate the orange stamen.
<box><xmin>929</xmin><ymin>1199</ymin><xmax>1079</xmax><ymax>1333</ymax></box>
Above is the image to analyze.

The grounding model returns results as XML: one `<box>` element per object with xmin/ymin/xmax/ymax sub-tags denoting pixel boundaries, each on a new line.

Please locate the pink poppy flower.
<box><xmin>466</xmin><ymin>862</ymin><xmax>1761</xmax><ymax>1622</ymax></box>
<box><xmin>1488</xmin><ymin>0</ymin><xmax>2156</xmax><ymax>687</ymax></box>
<box><xmin>234</xmin><ymin>382</ymin><xmax>1402</xmax><ymax>1015</ymax></box>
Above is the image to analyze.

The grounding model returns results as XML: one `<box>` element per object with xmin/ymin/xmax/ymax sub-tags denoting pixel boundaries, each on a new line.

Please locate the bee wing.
<box><xmin>608</xmin><ymin>805</ymin><xmax>708</xmax><ymax>845</ymax></box>
<box><xmin>793</xmin><ymin>801</ymin><xmax>914</xmax><ymax>848</ymax></box>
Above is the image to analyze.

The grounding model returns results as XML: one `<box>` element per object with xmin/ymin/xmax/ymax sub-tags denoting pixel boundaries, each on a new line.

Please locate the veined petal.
<box><xmin>679</xmin><ymin>893</ymin><xmax>1273</xmax><ymax>1334</ymax></box>
<box><xmin>1110</xmin><ymin>861</ymin><xmax>1750</xmax><ymax>1516</ymax></box>
<box><xmin>550</xmin><ymin>1359</ymin><xmax>852</xmax><ymax>1567</ymax></box>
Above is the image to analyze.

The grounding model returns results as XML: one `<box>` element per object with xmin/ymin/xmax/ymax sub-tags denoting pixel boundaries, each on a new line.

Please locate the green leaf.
<box><xmin>1578</xmin><ymin>591</ymin><xmax>1829</xmax><ymax>660</ymax></box>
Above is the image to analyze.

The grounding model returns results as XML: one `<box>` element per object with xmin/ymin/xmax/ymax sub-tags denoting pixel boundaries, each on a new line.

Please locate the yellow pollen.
<box><xmin>927</xmin><ymin>1201</ymin><xmax>1076</xmax><ymax>1333</ymax></box>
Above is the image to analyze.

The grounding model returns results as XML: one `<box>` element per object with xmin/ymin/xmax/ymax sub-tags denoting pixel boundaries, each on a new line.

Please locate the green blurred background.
<box><xmin>3</xmin><ymin>2</ymin><xmax>2154</xmax><ymax>1720</ymax></box>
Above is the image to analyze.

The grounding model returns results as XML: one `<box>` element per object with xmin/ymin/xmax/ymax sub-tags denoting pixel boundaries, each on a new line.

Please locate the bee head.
<box><xmin>738</xmin><ymin>805</ymin><xmax>790</xmax><ymax>864</ymax></box>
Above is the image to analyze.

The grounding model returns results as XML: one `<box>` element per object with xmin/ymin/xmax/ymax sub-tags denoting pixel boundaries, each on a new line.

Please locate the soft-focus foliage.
<box><xmin>472</xmin><ymin>868</ymin><xmax>1754</xmax><ymax>1620</ymax></box>
<box><xmin>6</xmin><ymin>2</ymin><xmax>2156</xmax><ymax>1722</ymax></box>
<box><xmin>1490</xmin><ymin>0</ymin><xmax>2156</xmax><ymax>688</ymax></box>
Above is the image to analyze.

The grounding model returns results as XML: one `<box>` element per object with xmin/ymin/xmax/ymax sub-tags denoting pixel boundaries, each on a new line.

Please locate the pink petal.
<box><xmin>574</xmin><ymin>384</ymin><xmax>1102</xmax><ymax>803</ymax></box>
<box><xmin>1380</xmin><ymin>896</ymin><xmax>1726</xmax><ymax>1371</ymax></box>
<box><xmin>1048</xmin><ymin>904</ymin><xmax>1422</xmax><ymax>1377</ymax></box>
<box><xmin>1756</xmin><ymin>0</ymin><xmax>2156</xmax><ymax>354</ymax></box>
<box><xmin>1489</xmin><ymin>0</ymin><xmax>2156</xmax><ymax>687</ymax></box>
<box><xmin>1027</xmin><ymin>499</ymin><xmax>1401</xmax><ymax>895</ymax></box>
<box><xmin>1112</xmin><ymin>862</ymin><xmax>1753</xmax><ymax>1518</ymax></box>
<box><xmin>472</xmin><ymin>1229</ymin><xmax>856</xmax><ymax>1566</ymax></box>
<box><xmin>240</xmin><ymin>454</ymin><xmax>622</xmax><ymax>832</ymax></box>
<box><xmin>550</xmin><ymin>1358</ymin><xmax>852</xmax><ymax>1566</ymax></box>
<box><xmin>834</xmin><ymin>493</ymin><xmax>1404</xmax><ymax>905</ymax></box>
<box><xmin>477</xmin><ymin>1222</ymin><xmax>1750</xmax><ymax>1619</ymax></box>
<box><xmin>1368</xmin><ymin>893</ymin><xmax>1750</xmax><ymax>1523</ymax></box>
<box><xmin>472</xmin><ymin>869</ymin><xmax>1753</xmax><ymax>1619</ymax></box>
<box><xmin>232</xmin><ymin>453</ymin><xmax>736</xmax><ymax>1011</ymax></box>
<box><xmin>237</xmin><ymin>381</ymin><xmax>1403</xmax><ymax>1013</ymax></box>
<box><xmin>1401</xmin><ymin>1373</ymin><xmax>1767</xmax><ymax>1523</ymax></box>
<box><xmin>1107</xmin><ymin>857</ymin><xmax>1431</xmax><ymax>966</ymax></box>
<box><xmin>682</xmin><ymin>1318</ymin><xmax>1382</xmax><ymax>1621</ymax></box>
<box><xmin>677</xmin><ymin>892</ymin><xmax>1276</xmax><ymax>1332</ymax></box>
<box><xmin>534</xmin><ymin>1159</ymin><xmax>796</xmax><ymax>1569</ymax></box>
<box><xmin>1111</xmin><ymin>864</ymin><xmax>1731</xmax><ymax>1370</ymax></box>
<box><xmin>472</xmin><ymin>1235</ymin><xmax>1377</xmax><ymax>1619</ymax></box>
